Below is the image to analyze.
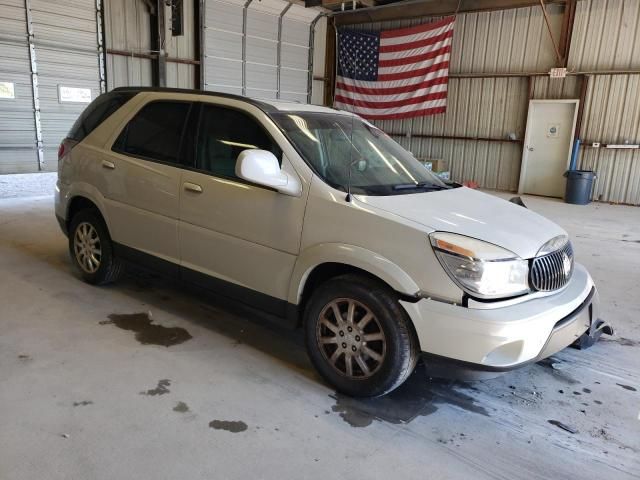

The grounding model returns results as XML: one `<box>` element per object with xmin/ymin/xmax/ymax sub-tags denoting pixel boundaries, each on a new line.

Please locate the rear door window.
<box><xmin>114</xmin><ymin>101</ymin><xmax>191</xmax><ymax>164</ymax></box>
<box><xmin>195</xmin><ymin>105</ymin><xmax>281</xmax><ymax>179</ymax></box>
<box><xmin>68</xmin><ymin>91</ymin><xmax>135</xmax><ymax>142</ymax></box>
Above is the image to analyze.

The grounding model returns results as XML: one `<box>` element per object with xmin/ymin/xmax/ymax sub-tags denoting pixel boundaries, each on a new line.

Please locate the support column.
<box><xmin>24</xmin><ymin>0</ymin><xmax>44</xmax><ymax>170</ymax></box>
<box><xmin>96</xmin><ymin>0</ymin><xmax>107</xmax><ymax>93</ymax></box>
<box><xmin>241</xmin><ymin>0</ymin><xmax>253</xmax><ymax>96</ymax></box>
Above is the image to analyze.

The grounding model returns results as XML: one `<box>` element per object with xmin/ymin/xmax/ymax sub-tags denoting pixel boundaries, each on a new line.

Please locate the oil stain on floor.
<box><xmin>331</xmin><ymin>366</ymin><xmax>489</xmax><ymax>428</ymax></box>
<box><xmin>100</xmin><ymin>312</ymin><xmax>192</xmax><ymax>347</ymax></box>
<box><xmin>209</xmin><ymin>420</ymin><xmax>248</xmax><ymax>433</ymax></box>
<box><xmin>173</xmin><ymin>401</ymin><xmax>190</xmax><ymax>413</ymax></box>
<box><xmin>140</xmin><ymin>379</ymin><xmax>171</xmax><ymax>396</ymax></box>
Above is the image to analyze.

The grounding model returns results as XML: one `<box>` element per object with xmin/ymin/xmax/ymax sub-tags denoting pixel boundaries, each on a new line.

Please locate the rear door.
<box><xmin>101</xmin><ymin>99</ymin><xmax>192</xmax><ymax>266</ymax></box>
<box><xmin>178</xmin><ymin>102</ymin><xmax>306</xmax><ymax>315</ymax></box>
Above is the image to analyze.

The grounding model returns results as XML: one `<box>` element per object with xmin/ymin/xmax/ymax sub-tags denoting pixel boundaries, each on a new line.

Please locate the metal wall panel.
<box><xmin>576</xmin><ymin>74</ymin><xmax>640</xmax><ymax>204</ymax></box>
<box><xmin>165</xmin><ymin>0</ymin><xmax>196</xmax><ymax>88</ymax></box>
<box><xmin>569</xmin><ymin>0</ymin><xmax>640</xmax><ymax>71</ymax></box>
<box><xmin>346</xmin><ymin>5</ymin><xmax>562</xmax><ymax>191</ymax></box>
<box><xmin>104</xmin><ymin>0</ymin><xmax>153</xmax><ymax>89</ymax></box>
<box><xmin>532</xmin><ymin>75</ymin><xmax>582</xmax><ymax>99</ymax></box>
<box><xmin>0</xmin><ymin>0</ymin><xmax>38</xmax><ymax>173</ymax></box>
<box><xmin>374</xmin><ymin>77</ymin><xmax>527</xmax><ymax>191</ymax></box>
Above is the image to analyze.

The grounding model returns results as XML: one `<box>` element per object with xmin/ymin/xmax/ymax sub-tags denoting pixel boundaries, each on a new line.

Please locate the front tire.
<box><xmin>303</xmin><ymin>274</ymin><xmax>419</xmax><ymax>397</ymax></box>
<box><xmin>68</xmin><ymin>209</ymin><xmax>123</xmax><ymax>285</ymax></box>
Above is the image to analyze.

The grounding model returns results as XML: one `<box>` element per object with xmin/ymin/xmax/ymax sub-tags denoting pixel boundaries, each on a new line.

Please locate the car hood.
<box><xmin>355</xmin><ymin>187</ymin><xmax>567</xmax><ymax>259</ymax></box>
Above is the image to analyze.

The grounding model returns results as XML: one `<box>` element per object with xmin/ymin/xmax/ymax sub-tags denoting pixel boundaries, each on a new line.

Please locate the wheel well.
<box><xmin>299</xmin><ymin>262</ymin><xmax>403</xmax><ymax>321</ymax></box>
<box><xmin>297</xmin><ymin>262</ymin><xmax>421</xmax><ymax>349</ymax></box>
<box><xmin>66</xmin><ymin>196</ymin><xmax>102</xmax><ymax>229</ymax></box>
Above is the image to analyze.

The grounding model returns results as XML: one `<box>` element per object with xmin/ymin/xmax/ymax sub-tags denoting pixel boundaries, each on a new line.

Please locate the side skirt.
<box><xmin>113</xmin><ymin>242</ymin><xmax>299</xmax><ymax>329</ymax></box>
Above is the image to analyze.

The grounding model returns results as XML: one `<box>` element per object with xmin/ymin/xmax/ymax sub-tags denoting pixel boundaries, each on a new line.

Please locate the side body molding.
<box><xmin>288</xmin><ymin>243</ymin><xmax>421</xmax><ymax>305</ymax></box>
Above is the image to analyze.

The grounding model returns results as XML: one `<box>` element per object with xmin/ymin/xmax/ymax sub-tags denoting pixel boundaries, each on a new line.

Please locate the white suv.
<box><xmin>55</xmin><ymin>88</ymin><xmax>611</xmax><ymax>397</ymax></box>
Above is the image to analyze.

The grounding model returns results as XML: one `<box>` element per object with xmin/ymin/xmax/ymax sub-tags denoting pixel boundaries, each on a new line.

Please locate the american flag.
<box><xmin>334</xmin><ymin>17</ymin><xmax>455</xmax><ymax>120</ymax></box>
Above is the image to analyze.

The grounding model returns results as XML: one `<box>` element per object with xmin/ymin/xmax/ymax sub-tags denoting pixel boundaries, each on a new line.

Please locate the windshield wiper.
<box><xmin>392</xmin><ymin>182</ymin><xmax>448</xmax><ymax>191</ymax></box>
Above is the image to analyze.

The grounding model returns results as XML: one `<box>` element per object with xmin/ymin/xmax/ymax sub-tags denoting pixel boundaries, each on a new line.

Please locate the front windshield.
<box><xmin>271</xmin><ymin>112</ymin><xmax>453</xmax><ymax>196</ymax></box>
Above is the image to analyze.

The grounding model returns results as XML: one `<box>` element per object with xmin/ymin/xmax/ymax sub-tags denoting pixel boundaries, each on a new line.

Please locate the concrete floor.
<box><xmin>1</xmin><ymin>176</ymin><xmax>639</xmax><ymax>480</ymax></box>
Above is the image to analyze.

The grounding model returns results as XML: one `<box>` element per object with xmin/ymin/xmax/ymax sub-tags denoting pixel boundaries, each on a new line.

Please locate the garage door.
<box><xmin>30</xmin><ymin>0</ymin><xmax>104</xmax><ymax>171</ymax></box>
<box><xmin>203</xmin><ymin>0</ymin><xmax>321</xmax><ymax>102</ymax></box>
<box><xmin>0</xmin><ymin>0</ymin><xmax>104</xmax><ymax>174</ymax></box>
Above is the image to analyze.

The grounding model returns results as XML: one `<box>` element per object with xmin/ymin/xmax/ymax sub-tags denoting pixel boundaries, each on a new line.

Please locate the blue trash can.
<box><xmin>564</xmin><ymin>170</ymin><xmax>596</xmax><ymax>205</ymax></box>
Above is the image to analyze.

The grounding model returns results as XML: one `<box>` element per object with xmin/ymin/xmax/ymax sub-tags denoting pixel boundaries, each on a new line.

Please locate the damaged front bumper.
<box><xmin>401</xmin><ymin>263</ymin><xmax>613</xmax><ymax>380</ymax></box>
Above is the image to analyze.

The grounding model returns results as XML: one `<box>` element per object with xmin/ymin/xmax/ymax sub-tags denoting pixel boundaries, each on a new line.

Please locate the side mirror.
<box><xmin>235</xmin><ymin>149</ymin><xmax>301</xmax><ymax>196</ymax></box>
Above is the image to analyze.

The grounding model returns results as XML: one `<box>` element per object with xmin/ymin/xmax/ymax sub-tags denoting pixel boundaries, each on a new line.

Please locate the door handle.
<box><xmin>183</xmin><ymin>182</ymin><xmax>203</xmax><ymax>193</ymax></box>
<box><xmin>102</xmin><ymin>160</ymin><xmax>115</xmax><ymax>170</ymax></box>
<box><xmin>527</xmin><ymin>145</ymin><xmax>535</xmax><ymax>152</ymax></box>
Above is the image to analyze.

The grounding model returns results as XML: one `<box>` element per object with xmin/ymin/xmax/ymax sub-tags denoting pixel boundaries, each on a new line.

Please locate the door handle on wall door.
<box><xmin>527</xmin><ymin>146</ymin><xmax>535</xmax><ymax>152</ymax></box>
<box><xmin>183</xmin><ymin>182</ymin><xmax>203</xmax><ymax>193</ymax></box>
<box><xmin>102</xmin><ymin>160</ymin><xmax>115</xmax><ymax>169</ymax></box>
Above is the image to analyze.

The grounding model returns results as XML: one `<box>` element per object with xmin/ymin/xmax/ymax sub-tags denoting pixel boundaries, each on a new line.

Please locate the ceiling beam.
<box><xmin>332</xmin><ymin>0</ymin><xmax>566</xmax><ymax>25</ymax></box>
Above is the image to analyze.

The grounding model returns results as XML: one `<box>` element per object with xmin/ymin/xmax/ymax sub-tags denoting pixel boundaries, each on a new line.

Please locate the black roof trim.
<box><xmin>110</xmin><ymin>86</ymin><xmax>279</xmax><ymax>113</ymax></box>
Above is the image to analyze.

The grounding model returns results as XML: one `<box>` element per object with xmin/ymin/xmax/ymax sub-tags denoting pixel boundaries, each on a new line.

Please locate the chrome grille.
<box><xmin>530</xmin><ymin>242</ymin><xmax>574</xmax><ymax>292</ymax></box>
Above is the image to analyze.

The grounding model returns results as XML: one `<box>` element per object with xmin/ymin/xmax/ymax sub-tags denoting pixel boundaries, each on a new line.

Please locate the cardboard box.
<box><xmin>419</xmin><ymin>159</ymin><xmax>448</xmax><ymax>172</ymax></box>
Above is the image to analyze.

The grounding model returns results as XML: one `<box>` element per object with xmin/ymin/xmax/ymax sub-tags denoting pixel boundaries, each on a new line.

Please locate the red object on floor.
<box><xmin>463</xmin><ymin>180</ymin><xmax>479</xmax><ymax>189</ymax></box>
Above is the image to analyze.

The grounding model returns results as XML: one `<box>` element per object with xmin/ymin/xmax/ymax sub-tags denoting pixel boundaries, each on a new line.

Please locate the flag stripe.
<box><xmin>359</xmin><ymin>107</ymin><xmax>447</xmax><ymax>120</ymax></box>
<box><xmin>379</xmin><ymin>53</ymin><xmax>450</xmax><ymax>75</ymax></box>
<box><xmin>378</xmin><ymin>61</ymin><xmax>450</xmax><ymax>81</ymax></box>
<box><xmin>380</xmin><ymin>31</ymin><xmax>453</xmax><ymax>54</ymax></box>
<box><xmin>379</xmin><ymin>45</ymin><xmax>451</xmax><ymax>68</ymax></box>
<box><xmin>379</xmin><ymin>37</ymin><xmax>452</xmax><ymax>61</ymax></box>
<box><xmin>335</xmin><ymin>83</ymin><xmax>447</xmax><ymax>103</ymax></box>
<box><xmin>335</xmin><ymin>75</ymin><xmax>448</xmax><ymax>95</ymax></box>
<box><xmin>379</xmin><ymin>29</ymin><xmax>453</xmax><ymax>53</ymax></box>
<box><xmin>379</xmin><ymin>16</ymin><xmax>455</xmax><ymax>40</ymax></box>
<box><xmin>336</xmin><ymin>69</ymin><xmax>448</xmax><ymax>89</ymax></box>
<box><xmin>335</xmin><ymin>90</ymin><xmax>447</xmax><ymax>109</ymax></box>
<box><xmin>334</xmin><ymin>98</ymin><xmax>447</xmax><ymax>117</ymax></box>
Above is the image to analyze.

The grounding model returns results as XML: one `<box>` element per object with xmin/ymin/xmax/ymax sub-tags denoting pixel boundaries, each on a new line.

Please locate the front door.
<box><xmin>178</xmin><ymin>103</ymin><xmax>306</xmax><ymax>316</ymax></box>
<box><xmin>519</xmin><ymin>100</ymin><xmax>578</xmax><ymax>198</ymax></box>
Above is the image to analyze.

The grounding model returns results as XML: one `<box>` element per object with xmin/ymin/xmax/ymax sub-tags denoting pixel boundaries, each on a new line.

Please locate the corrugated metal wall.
<box><xmin>203</xmin><ymin>0</ymin><xmax>322</xmax><ymax>101</ymax></box>
<box><xmin>0</xmin><ymin>0</ymin><xmax>36</xmax><ymax>173</ymax></box>
<box><xmin>104</xmin><ymin>0</ymin><xmax>153</xmax><ymax>88</ymax></box>
<box><xmin>349</xmin><ymin>5</ymin><xmax>564</xmax><ymax>192</ymax></box>
<box><xmin>343</xmin><ymin>1</ymin><xmax>640</xmax><ymax>204</ymax></box>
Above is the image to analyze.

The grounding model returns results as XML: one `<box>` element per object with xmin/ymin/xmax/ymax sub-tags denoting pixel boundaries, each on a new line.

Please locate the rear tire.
<box><xmin>303</xmin><ymin>274</ymin><xmax>419</xmax><ymax>397</ymax></box>
<box><xmin>68</xmin><ymin>209</ymin><xmax>123</xmax><ymax>285</ymax></box>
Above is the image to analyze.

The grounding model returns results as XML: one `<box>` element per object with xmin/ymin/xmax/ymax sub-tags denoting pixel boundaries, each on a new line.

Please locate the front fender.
<box><xmin>287</xmin><ymin>243</ymin><xmax>420</xmax><ymax>304</ymax></box>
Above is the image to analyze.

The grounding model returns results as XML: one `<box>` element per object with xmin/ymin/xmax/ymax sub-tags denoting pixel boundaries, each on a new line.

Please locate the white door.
<box><xmin>518</xmin><ymin>100</ymin><xmax>578</xmax><ymax>198</ymax></box>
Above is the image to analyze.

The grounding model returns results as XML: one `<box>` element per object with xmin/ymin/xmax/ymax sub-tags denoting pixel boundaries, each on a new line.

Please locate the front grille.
<box><xmin>530</xmin><ymin>242</ymin><xmax>574</xmax><ymax>292</ymax></box>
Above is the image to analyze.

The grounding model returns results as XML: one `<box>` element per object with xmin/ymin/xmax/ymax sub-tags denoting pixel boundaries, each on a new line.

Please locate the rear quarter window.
<box><xmin>68</xmin><ymin>91</ymin><xmax>136</xmax><ymax>142</ymax></box>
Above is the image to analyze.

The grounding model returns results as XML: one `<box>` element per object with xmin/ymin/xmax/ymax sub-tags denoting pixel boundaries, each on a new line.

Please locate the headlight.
<box><xmin>429</xmin><ymin>232</ymin><xmax>530</xmax><ymax>299</ymax></box>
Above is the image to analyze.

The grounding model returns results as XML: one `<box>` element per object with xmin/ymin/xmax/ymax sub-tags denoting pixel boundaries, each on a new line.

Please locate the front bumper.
<box><xmin>400</xmin><ymin>263</ymin><xmax>602</xmax><ymax>372</ymax></box>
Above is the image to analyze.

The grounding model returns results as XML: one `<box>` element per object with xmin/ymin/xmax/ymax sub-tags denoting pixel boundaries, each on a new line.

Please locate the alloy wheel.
<box><xmin>316</xmin><ymin>298</ymin><xmax>387</xmax><ymax>379</ymax></box>
<box><xmin>73</xmin><ymin>222</ymin><xmax>102</xmax><ymax>274</ymax></box>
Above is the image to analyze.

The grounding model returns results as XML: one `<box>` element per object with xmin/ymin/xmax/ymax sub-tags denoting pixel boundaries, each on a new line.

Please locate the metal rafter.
<box><xmin>330</xmin><ymin>0</ymin><xmax>566</xmax><ymax>25</ymax></box>
<box><xmin>539</xmin><ymin>0</ymin><xmax>563</xmax><ymax>65</ymax></box>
